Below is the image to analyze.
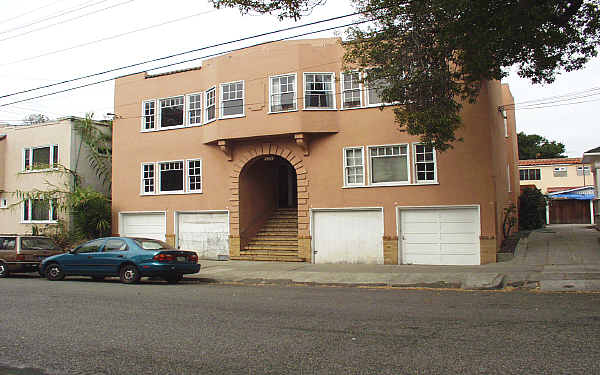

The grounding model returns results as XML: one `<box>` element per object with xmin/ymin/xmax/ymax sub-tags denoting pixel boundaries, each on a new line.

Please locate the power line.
<box><xmin>0</xmin><ymin>0</ymin><xmax>70</xmax><ymax>25</ymax></box>
<box><xmin>0</xmin><ymin>11</ymin><xmax>363</xmax><ymax>100</ymax></box>
<box><xmin>503</xmin><ymin>86</ymin><xmax>600</xmax><ymax>107</ymax></box>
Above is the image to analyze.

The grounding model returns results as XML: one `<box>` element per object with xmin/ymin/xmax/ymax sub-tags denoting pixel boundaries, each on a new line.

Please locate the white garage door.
<box><xmin>177</xmin><ymin>212</ymin><xmax>229</xmax><ymax>260</ymax></box>
<box><xmin>399</xmin><ymin>207</ymin><xmax>480</xmax><ymax>265</ymax></box>
<box><xmin>313</xmin><ymin>209</ymin><xmax>384</xmax><ymax>264</ymax></box>
<box><xmin>120</xmin><ymin>212</ymin><xmax>166</xmax><ymax>241</ymax></box>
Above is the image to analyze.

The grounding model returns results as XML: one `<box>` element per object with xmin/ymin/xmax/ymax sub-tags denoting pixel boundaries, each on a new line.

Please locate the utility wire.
<box><xmin>0</xmin><ymin>11</ymin><xmax>363</xmax><ymax>100</ymax></box>
<box><xmin>503</xmin><ymin>86</ymin><xmax>600</xmax><ymax>108</ymax></box>
<box><xmin>0</xmin><ymin>0</ymin><xmax>70</xmax><ymax>25</ymax></box>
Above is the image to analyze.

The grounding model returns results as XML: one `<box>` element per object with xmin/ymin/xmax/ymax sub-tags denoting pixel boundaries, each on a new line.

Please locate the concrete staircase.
<box><xmin>234</xmin><ymin>208</ymin><xmax>303</xmax><ymax>262</ymax></box>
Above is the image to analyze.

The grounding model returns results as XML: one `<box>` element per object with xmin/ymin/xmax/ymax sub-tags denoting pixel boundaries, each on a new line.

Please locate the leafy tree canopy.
<box><xmin>23</xmin><ymin>113</ymin><xmax>50</xmax><ymax>125</ymax></box>
<box><xmin>517</xmin><ymin>131</ymin><xmax>566</xmax><ymax>160</ymax></box>
<box><xmin>211</xmin><ymin>0</ymin><xmax>600</xmax><ymax>150</ymax></box>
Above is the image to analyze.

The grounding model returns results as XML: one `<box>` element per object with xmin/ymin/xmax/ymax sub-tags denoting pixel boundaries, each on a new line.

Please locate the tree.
<box><xmin>517</xmin><ymin>132</ymin><xmax>566</xmax><ymax>160</ymax></box>
<box><xmin>519</xmin><ymin>187</ymin><xmax>547</xmax><ymax>230</ymax></box>
<box><xmin>211</xmin><ymin>0</ymin><xmax>600</xmax><ymax>151</ymax></box>
<box><xmin>23</xmin><ymin>113</ymin><xmax>50</xmax><ymax>124</ymax></box>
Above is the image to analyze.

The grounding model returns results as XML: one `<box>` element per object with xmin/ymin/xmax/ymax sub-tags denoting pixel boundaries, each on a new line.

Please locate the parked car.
<box><xmin>40</xmin><ymin>237</ymin><xmax>200</xmax><ymax>284</ymax></box>
<box><xmin>0</xmin><ymin>235</ymin><xmax>64</xmax><ymax>277</ymax></box>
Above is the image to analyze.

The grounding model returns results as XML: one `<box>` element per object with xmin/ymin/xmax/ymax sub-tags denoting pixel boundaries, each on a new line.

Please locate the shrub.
<box><xmin>519</xmin><ymin>187</ymin><xmax>547</xmax><ymax>230</ymax></box>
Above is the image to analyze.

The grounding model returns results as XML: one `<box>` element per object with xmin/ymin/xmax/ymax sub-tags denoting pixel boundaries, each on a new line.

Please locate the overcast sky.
<box><xmin>1</xmin><ymin>0</ymin><xmax>598</xmax><ymax>157</ymax></box>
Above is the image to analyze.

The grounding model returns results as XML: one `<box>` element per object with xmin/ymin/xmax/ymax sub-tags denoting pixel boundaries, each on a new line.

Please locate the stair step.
<box><xmin>231</xmin><ymin>255</ymin><xmax>305</xmax><ymax>262</ymax></box>
<box><xmin>254</xmin><ymin>235</ymin><xmax>298</xmax><ymax>240</ymax></box>
<box><xmin>244</xmin><ymin>245</ymin><xmax>299</xmax><ymax>251</ymax></box>
<box><xmin>247</xmin><ymin>240</ymin><xmax>298</xmax><ymax>246</ymax></box>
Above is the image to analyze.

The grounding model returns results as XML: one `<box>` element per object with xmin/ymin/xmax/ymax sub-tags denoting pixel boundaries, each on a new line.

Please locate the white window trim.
<box><xmin>364</xmin><ymin>71</ymin><xmax>394</xmax><ymax>108</ymax></box>
<box><xmin>141</xmin><ymin>99</ymin><xmax>157</xmax><ymax>132</ymax></box>
<box><xmin>268</xmin><ymin>73</ymin><xmax>298</xmax><ymax>114</ymax></box>
<box><xmin>412</xmin><ymin>143</ymin><xmax>438</xmax><ymax>184</ymax></box>
<box><xmin>219</xmin><ymin>80</ymin><xmax>245</xmax><ymax>119</ymax></box>
<box><xmin>140</xmin><ymin>162</ymin><xmax>155</xmax><ymax>196</ymax></box>
<box><xmin>204</xmin><ymin>86</ymin><xmax>217</xmax><ymax>125</ymax></box>
<box><xmin>367</xmin><ymin>143</ymin><xmax>411</xmax><ymax>186</ymax></box>
<box><xmin>157</xmin><ymin>160</ymin><xmax>186</xmax><ymax>195</ymax></box>
<box><xmin>157</xmin><ymin>95</ymin><xmax>186</xmax><ymax>130</ymax></box>
<box><xmin>507</xmin><ymin>164</ymin><xmax>512</xmax><ymax>192</ymax></box>
<box><xmin>340</xmin><ymin>71</ymin><xmax>364</xmax><ymax>110</ymax></box>
<box><xmin>343</xmin><ymin>146</ymin><xmax>366</xmax><ymax>187</ymax></box>
<box><xmin>519</xmin><ymin>168</ymin><xmax>541</xmax><ymax>181</ymax></box>
<box><xmin>186</xmin><ymin>92</ymin><xmax>203</xmax><ymax>127</ymax></box>
<box><xmin>186</xmin><ymin>159</ymin><xmax>203</xmax><ymax>194</ymax></box>
<box><xmin>22</xmin><ymin>144</ymin><xmax>59</xmax><ymax>173</ymax></box>
<box><xmin>21</xmin><ymin>199</ymin><xmax>57</xmax><ymax>224</ymax></box>
<box><xmin>303</xmin><ymin>72</ymin><xmax>337</xmax><ymax>111</ymax></box>
<box><xmin>502</xmin><ymin>110</ymin><xmax>508</xmax><ymax>138</ymax></box>
<box><xmin>0</xmin><ymin>198</ymin><xmax>7</xmax><ymax>209</ymax></box>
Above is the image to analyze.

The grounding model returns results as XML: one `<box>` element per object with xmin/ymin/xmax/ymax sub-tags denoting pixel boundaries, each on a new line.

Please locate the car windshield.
<box><xmin>20</xmin><ymin>237</ymin><xmax>60</xmax><ymax>250</ymax></box>
<box><xmin>133</xmin><ymin>239</ymin><xmax>174</xmax><ymax>250</ymax></box>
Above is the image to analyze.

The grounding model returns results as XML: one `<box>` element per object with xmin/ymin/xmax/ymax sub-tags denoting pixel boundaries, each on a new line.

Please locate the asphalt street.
<box><xmin>1</xmin><ymin>276</ymin><xmax>600</xmax><ymax>374</ymax></box>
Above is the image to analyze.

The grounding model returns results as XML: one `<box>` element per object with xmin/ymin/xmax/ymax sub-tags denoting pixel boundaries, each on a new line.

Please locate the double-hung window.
<box><xmin>519</xmin><ymin>169</ymin><xmax>541</xmax><ymax>180</ymax></box>
<box><xmin>553</xmin><ymin>166</ymin><xmax>567</xmax><ymax>177</ymax></box>
<box><xmin>343</xmin><ymin>147</ymin><xmax>365</xmax><ymax>186</ymax></box>
<box><xmin>159</xmin><ymin>161</ymin><xmax>184</xmax><ymax>193</ymax></box>
<box><xmin>414</xmin><ymin>144</ymin><xmax>436</xmax><ymax>183</ymax></box>
<box><xmin>205</xmin><ymin>87</ymin><xmax>216</xmax><ymax>123</ymax></box>
<box><xmin>577</xmin><ymin>166</ymin><xmax>590</xmax><ymax>176</ymax></box>
<box><xmin>186</xmin><ymin>93</ymin><xmax>202</xmax><ymax>125</ymax></box>
<box><xmin>187</xmin><ymin>159</ymin><xmax>202</xmax><ymax>192</ymax></box>
<box><xmin>159</xmin><ymin>96</ymin><xmax>184</xmax><ymax>128</ymax></box>
<box><xmin>341</xmin><ymin>71</ymin><xmax>362</xmax><ymax>109</ymax></box>
<box><xmin>141</xmin><ymin>163</ymin><xmax>155</xmax><ymax>194</ymax></box>
<box><xmin>270</xmin><ymin>74</ymin><xmax>297</xmax><ymax>112</ymax></box>
<box><xmin>366</xmin><ymin>74</ymin><xmax>390</xmax><ymax>106</ymax></box>
<box><xmin>142</xmin><ymin>100</ymin><xmax>156</xmax><ymax>130</ymax></box>
<box><xmin>304</xmin><ymin>73</ymin><xmax>335</xmax><ymax>109</ymax></box>
<box><xmin>220</xmin><ymin>81</ymin><xmax>244</xmax><ymax>118</ymax></box>
<box><xmin>369</xmin><ymin>145</ymin><xmax>409</xmax><ymax>185</ymax></box>
<box><xmin>23</xmin><ymin>145</ymin><xmax>59</xmax><ymax>171</ymax></box>
<box><xmin>23</xmin><ymin>199</ymin><xmax>57</xmax><ymax>223</ymax></box>
<box><xmin>142</xmin><ymin>159</ymin><xmax>203</xmax><ymax>195</ymax></box>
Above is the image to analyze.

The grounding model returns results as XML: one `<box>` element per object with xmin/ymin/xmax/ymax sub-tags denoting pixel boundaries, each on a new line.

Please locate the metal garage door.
<box><xmin>399</xmin><ymin>207</ymin><xmax>480</xmax><ymax>265</ymax></box>
<box><xmin>312</xmin><ymin>209</ymin><xmax>384</xmax><ymax>264</ymax></box>
<box><xmin>120</xmin><ymin>212</ymin><xmax>166</xmax><ymax>241</ymax></box>
<box><xmin>177</xmin><ymin>212</ymin><xmax>229</xmax><ymax>259</ymax></box>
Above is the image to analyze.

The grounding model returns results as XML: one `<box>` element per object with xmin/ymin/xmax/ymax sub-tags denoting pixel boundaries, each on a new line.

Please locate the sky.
<box><xmin>0</xmin><ymin>0</ymin><xmax>598</xmax><ymax>157</ymax></box>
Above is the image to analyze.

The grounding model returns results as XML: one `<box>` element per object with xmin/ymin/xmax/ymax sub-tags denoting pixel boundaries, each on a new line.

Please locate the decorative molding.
<box><xmin>217</xmin><ymin>140</ymin><xmax>232</xmax><ymax>161</ymax></box>
<box><xmin>294</xmin><ymin>133</ymin><xmax>309</xmax><ymax>156</ymax></box>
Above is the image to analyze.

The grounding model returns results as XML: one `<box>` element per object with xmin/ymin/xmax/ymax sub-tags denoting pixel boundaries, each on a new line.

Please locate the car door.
<box><xmin>92</xmin><ymin>239</ymin><xmax>129</xmax><ymax>275</ymax></box>
<box><xmin>60</xmin><ymin>239</ymin><xmax>106</xmax><ymax>275</ymax></box>
<box><xmin>0</xmin><ymin>236</ymin><xmax>17</xmax><ymax>266</ymax></box>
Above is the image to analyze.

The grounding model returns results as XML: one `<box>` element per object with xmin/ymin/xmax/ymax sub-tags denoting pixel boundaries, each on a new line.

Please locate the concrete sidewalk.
<box><xmin>188</xmin><ymin>224</ymin><xmax>600</xmax><ymax>291</ymax></box>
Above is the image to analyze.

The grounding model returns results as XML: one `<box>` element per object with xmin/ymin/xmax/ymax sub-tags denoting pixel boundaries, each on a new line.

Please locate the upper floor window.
<box><xmin>341</xmin><ymin>71</ymin><xmax>362</xmax><ymax>109</ymax></box>
<box><xmin>270</xmin><ymin>74</ymin><xmax>297</xmax><ymax>113</ymax></box>
<box><xmin>142</xmin><ymin>100</ymin><xmax>156</xmax><ymax>130</ymax></box>
<box><xmin>159</xmin><ymin>161</ymin><xmax>184</xmax><ymax>193</ymax></box>
<box><xmin>519</xmin><ymin>168</ymin><xmax>541</xmax><ymax>181</ymax></box>
<box><xmin>205</xmin><ymin>87</ymin><xmax>216</xmax><ymax>123</ymax></box>
<box><xmin>553</xmin><ymin>166</ymin><xmax>567</xmax><ymax>177</ymax></box>
<box><xmin>23</xmin><ymin>145</ymin><xmax>58</xmax><ymax>171</ymax></box>
<box><xmin>343</xmin><ymin>147</ymin><xmax>365</xmax><ymax>186</ymax></box>
<box><xmin>23</xmin><ymin>199</ymin><xmax>57</xmax><ymax>223</ymax></box>
<box><xmin>186</xmin><ymin>93</ymin><xmax>202</xmax><ymax>125</ymax></box>
<box><xmin>577</xmin><ymin>166</ymin><xmax>591</xmax><ymax>176</ymax></box>
<box><xmin>159</xmin><ymin>96</ymin><xmax>184</xmax><ymax>128</ymax></box>
<box><xmin>0</xmin><ymin>198</ymin><xmax>7</xmax><ymax>209</ymax></box>
<box><xmin>141</xmin><ymin>163</ymin><xmax>155</xmax><ymax>195</ymax></box>
<box><xmin>369</xmin><ymin>145</ymin><xmax>409</xmax><ymax>185</ymax></box>
<box><xmin>304</xmin><ymin>73</ymin><xmax>335</xmax><ymax>109</ymax></box>
<box><xmin>366</xmin><ymin>75</ymin><xmax>390</xmax><ymax>106</ymax></box>
<box><xmin>141</xmin><ymin>159</ymin><xmax>203</xmax><ymax>195</ymax></box>
<box><xmin>220</xmin><ymin>81</ymin><xmax>244</xmax><ymax>118</ymax></box>
<box><xmin>414</xmin><ymin>144</ymin><xmax>436</xmax><ymax>183</ymax></box>
<box><xmin>187</xmin><ymin>159</ymin><xmax>202</xmax><ymax>192</ymax></box>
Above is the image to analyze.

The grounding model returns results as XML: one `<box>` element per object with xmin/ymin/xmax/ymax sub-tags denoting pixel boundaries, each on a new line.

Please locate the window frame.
<box><xmin>364</xmin><ymin>71</ymin><xmax>393</xmax><ymax>107</ymax></box>
<box><xmin>22</xmin><ymin>198</ymin><xmax>57</xmax><ymax>224</ymax></box>
<box><xmin>303</xmin><ymin>72</ymin><xmax>337</xmax><ymax>111</ymax></box>
<box><xmin>0</xmin><ymin>198</ymin><xmax>7</xmax><ymax>209</ymax></box>
<box><xmin>507</xmin><ymin>164</ymin><xmax>511</xmax><ymax>192</ymax></box>
<box><xmin>186</xmin><ymin>159</ymin><xmax>203</xmax><ymax>193</ymax></box>
<box><xmin>158</xmin><ymin>95</ymin><xmax>185</xmax><ymax>130</ymax></box>
<box><xmin>141</xmin><ymin>99</ymin><xmax>157</xmax><ymax>132</ymax></box>
<box><xmin>141</xmin><ymin>162</ymin><xmax>155</xmax><ymax>195</ymax></box>
<box><xmin>157</xmin><ymin>160</ymin><xmax>185</xmax><ymax>195</ymax></box>
<box><xmin>519</xmin><ymin>168</ymin><xmax>541</xmax><ymax>181</ymax></box>
<box><xmin>23</xmin><ymin>144</ymin><xmax>59</xmax><ymax>172</ymax></box>
<box><xmin>204</xmin><ymin>86</ymin><xmax>217</xmax><ymax>124</ymax></box>
<box><xmin>577</xmin><ymin>166</ymin><xmax>591</xmax><ymax>176</ymax></box>
<box><xmin>343</xmin><ymin>146</ymin><xmax>366</xmax><ymax>187</ymax></box>
<box><xmin>367</xmin><ymin>144</ymin><xmax>411</xmax><ymax>186</ymax></box>
<box><xmin>186</xmin><ymin>92</ymin><xmax>203</xmax><ymax>126</ymax></box>
<box><xmin>412</xmin><ymin>143</ymin><xmax>437</xmax><ymax>184</ymax></box>
<box><xmin>341</xmin><ymin>71</ymin><xmax>363</xmax><ymax>110</ymax></box>
<box><xmin>219</xmin><ymin>80</ymin><xmax>245</xmax><ymax>119</ymax></box>
<box><xmin>269</xmin><ymin>73</ymin><xmax>298</xmax><ymax>114</ymax></box>
<box><xmin>553</xmin><ymin>166</ymin><xmax>568</xmax><ymax>177</ymax></box>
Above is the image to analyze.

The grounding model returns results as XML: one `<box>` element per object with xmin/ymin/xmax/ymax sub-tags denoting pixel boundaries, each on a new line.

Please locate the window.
<box><xmin>507</xmin><ymin>164</ymin><xmax>511</xmax><ymax>192</ymax></box>
<box><xmin>0</xmin><ymin>237</ymin><xmax>16</xmax><ymax>250</ymax></box>
<box><xmin>366</xmin><ymin>75</ymin><xmax>390</xmax><ymax>106</ymax></box>
<box><xmin>553</xmin><ymin>166</ymin><xmax>567</xmax><ymax>177</ymax></box>
<box><xmin>142</xmin><ymin>100</ymin><xmax>156</xmax><ymax>130</ymax></box>
<box><xmin>304</xmin><ymin>73</ymin><xmax>335</xmax><ymax>109</ymax></box>
<box><xmin>187</xmin><ymin>159</ymin><xmax>202</xmax><ymax>192</ymax></box>
<box><xmin>104</xmin><ymin>239</ymin><xmax>128</xmax><ymax>252</ymax></box>
<box><xmin>75</xmin><ymin>239</ymin><xmax>105</xmax><ymax>254</ymax></box>
<box><xmin>220</xmin><ymin>81</ymin><xmax>244</xmax><ymax>118</ymax></box>
<box><xmin>159</xmin><ymin>161</ymin><xmax>184</xmax><ymax>193</ymax></box>
<box><xmin>577</xmin><ymin>166</ymin><xmax>591</xmax><ymax>176</ymax></box>
<box><xmin>343</xmin><ymin>147</ymin><xmax>365</xmax><ymax>186</ymax></box>
<box><xmin>186</xmin><ymin>93</ymin><xmax>202</xmax><ymax>125</ymax></box>
<box><xmin>341</xmin><ymin>71</ymin><xmax>362</xmax><ymax>109</ymax></box>
<box><xmin>519</xmin><ymin>169</ymin><xmax>541</xmax><ymax>181</ymax></box>
<box><xmin>369</xmin><ymin>145</ymin><xmax>409</xmax><ymax>184</ymax></box>
<box><xmin>414</xmin><ymin>144</ymin><xmax>436</xmax><ymax>183</ymax></box>
<box><xmin>141</xmin><ymin>163</ymin><xmax>155</xmax><ymax>194</ymax></box>
<box><xmin>21</xmin><ymin>237</ymin><xmax>59</xmax><ymax>250</ymax></box>
<box><xmin>23</xmin><ymin>145</ymin><xmax>59</xmax><ymax>171</ymax></box>
<box><xmin>502</xmin><ymin>110</ymin><xmax>508</xmax><ymax>138</ymax></box>
<box><xmin>0</xmin><ymin>199</ymin><xmax>7</xmax><ymax>209</ymax></box>
<box><xmin>23</xmin><ymin>199</ymin><xmax>57</xmax><ymax>223</ymax></box>
<box><xmin>205</xmin><ymin>87</ymin><xmax>216</xmax><ymax>123</ymax></box>
<box><xmin>159</xmin><ymin>96</ymin><xmax>184</xmax><ymax>128</ymax></box>
<box><xmin>270</xmin><ymin>74</ymin><xmax>297</xmax><ymax>112</ymax></box>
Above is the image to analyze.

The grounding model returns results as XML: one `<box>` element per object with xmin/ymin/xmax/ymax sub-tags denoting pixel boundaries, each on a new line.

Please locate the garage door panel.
<box><xmin>440</xmin><ymin>243</ymin><xmax>478</xmax><ymax>254</ymax></box>
<box><xmin>121</xmin><ymin>213</ymin><xmax>166</xmax><ymax>241</ymax></box>
<box><xmin>441</xmin><ymin>222</ymin><xmax>476</xmax><ymax>233</ymax></box>
<box><xmin>178</xmin><ymin>213</ymin><xmax>229</xmax><ymax>260</ymax></box>
<box><xmin>440</xmin><ymin>233</ymin><xmax>479</xmax><ymax>243</ymax></box>
<box><xmin>402</xmin><ymin>222</ymin><xmax>439</xmax><ymax>234</ymax></box>
<box><xmin>405</xmin><ymin>243</ymin><xmax>440</xmax><ymax>253</ymax></box>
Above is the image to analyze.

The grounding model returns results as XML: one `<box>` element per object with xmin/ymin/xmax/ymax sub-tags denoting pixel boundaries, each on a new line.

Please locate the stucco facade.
<box><xmin>518</xmin><ymin>158</ymin><xmax>593</xmax><ymax>194</ymax></box>
<box><xmin>112</xmin><ymin>38</ymin><xmax>519</xmax><ymax>265</ymax></box>
<box><xmin>583</xmin><ymin>147</ymin><xmax>600</xmax><ymax>228</ymax></box>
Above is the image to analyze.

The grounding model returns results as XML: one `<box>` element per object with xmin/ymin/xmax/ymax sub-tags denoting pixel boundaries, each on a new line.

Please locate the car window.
<box><xmin>0</xmin><ymin>237</ymin><xmax>16</xmax><ymax>250</ymax></box>
<box><xmin>133</xmin><ymin>239</ymin><xmax>173</xmax><ymax>250</ymax></box>
<box><xmin>20</xmin><ymin>237</ymin><xmax>60</xmax><ymax>250</ymax></box>
<box><xmin>75</xmin><ymin>239</ymin><xmax>105</xmax><ymax>254</ymax></box>
<box><xmin>104</xmin><ymin>239</ymin><xmax>128</xmax><ymax>252</ymax></box>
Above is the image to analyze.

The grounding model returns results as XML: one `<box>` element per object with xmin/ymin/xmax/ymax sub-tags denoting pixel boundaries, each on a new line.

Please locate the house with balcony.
<box><xmin>111</xmin><ymin>38</ymin><xmax>519</xmax><ymax>265</ymax></box>
<box><xmin>0</xmin><ymin>117</ymin><xmax>109</xmax><ymax>234</ymax></box>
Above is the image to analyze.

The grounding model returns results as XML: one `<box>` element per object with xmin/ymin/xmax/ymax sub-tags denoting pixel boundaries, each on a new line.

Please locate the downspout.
<box><xmin>69</xmin><ymin>125</ymin><xmax>84</xmax><ymax>230</ymax></box>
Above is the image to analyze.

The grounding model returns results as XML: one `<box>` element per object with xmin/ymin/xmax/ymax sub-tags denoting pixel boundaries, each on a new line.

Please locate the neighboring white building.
<box><xmin>583</xmin><ymin>146</ymin><xmax>600</xmax><ymax>229</ymax></box>
<box><xmin>0</xmin><ymin>117</ymin><xmax>110</xmax><ymax>234</ymax></box>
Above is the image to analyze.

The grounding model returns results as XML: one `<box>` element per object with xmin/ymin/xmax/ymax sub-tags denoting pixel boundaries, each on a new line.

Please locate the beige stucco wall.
<box><xmin>112</xmin><ymin>38</ymin><xmax>519</xmax><ymax>263</ymax></box>
<box><xmin>519</xmin><ymin>163</ymin><xmax>593</xmax><ymax>193</ymax></box>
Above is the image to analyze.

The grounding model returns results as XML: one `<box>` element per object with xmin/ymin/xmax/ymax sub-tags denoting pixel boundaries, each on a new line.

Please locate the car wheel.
<box><xmin>165</xmin><ymin>274</ymin><xmax>183</xmax><ymax>284</ymax></box>
<box><xmin>120</xmin><ymin>265</ymin><xmax>140</xmax><ymax>284</ymax></box>
<box><xmin>46</xmin><ymin>263</ymin><xmax>65</xmax><ymax>281</ymax></box>
<box><xmin>91</xmin><ymin>276</ymin><xmax>105</xmax><ymax>281</ymax></box>
<box><xmin>0</xmin><ymin>262</ymin><xmax>9</xmax><ymax>278</ymax></box>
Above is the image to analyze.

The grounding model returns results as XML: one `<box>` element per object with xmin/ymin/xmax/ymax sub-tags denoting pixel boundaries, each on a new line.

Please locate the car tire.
<box><xmin>120</xmin><ymin>265</ymin><xmax>140</xmax><ymax>284</ymax></box>
<box><xmin>165</xmin><ymin>274</ymin><xmax>183</xmax><ymax>284</ymax></box>
<box><xmin>0</xmin><ymin>262</ymin><xmax>9</xmax><ymax>278</ymax></box>
<box><xmin>45</xmin><ymin>263</ymin><xmax>65</xmax><ymax>281</ymax></box>
<box><xmin>91</xmin><ymin>276</ymin><xmax>105</xmax><ymax>281</ymax></box>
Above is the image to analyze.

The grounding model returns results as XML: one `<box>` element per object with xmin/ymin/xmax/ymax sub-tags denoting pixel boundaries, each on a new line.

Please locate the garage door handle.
<box><xmin>87</xmin><ymin>256</ymin><xmax>93</xmax><ymax>259</ymax></box>
<box><xmin>117</xmin><ymin>255</ymin><xmax>124</xmax><ymax>258</ymax></box>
